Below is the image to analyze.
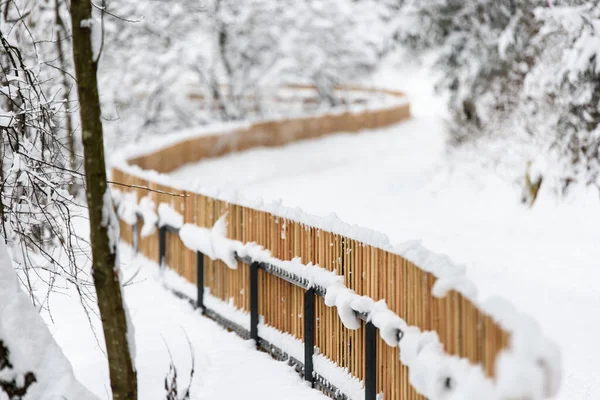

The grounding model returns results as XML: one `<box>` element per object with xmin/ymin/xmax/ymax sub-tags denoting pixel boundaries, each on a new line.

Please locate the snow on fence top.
<box><xmin>110</xmin><ymin>85</ymin><xmax>560</xmax><ymax>400</ymax></box>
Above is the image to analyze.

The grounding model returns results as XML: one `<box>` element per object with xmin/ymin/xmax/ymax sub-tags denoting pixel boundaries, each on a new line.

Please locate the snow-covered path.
<box><xmin>46</xmin><ymin>244</ymin><xmax>326</xmax><ymax>400</ymax></box>
<box><xmin>169</xmin><ymin>116</ymin><xmax>600</xmax><ymax>399</ymax></box>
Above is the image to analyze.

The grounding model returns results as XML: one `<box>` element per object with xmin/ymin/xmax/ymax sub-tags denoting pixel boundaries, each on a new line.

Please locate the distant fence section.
<box><xmin>127</xmin><ymin>87</ymin><xmax>409</xmax><ymax>173</ymax></box>
<box><xmin>111</xmin><ymin>86</ymin><xmax>528</xmax><ymax>400</ymax></box>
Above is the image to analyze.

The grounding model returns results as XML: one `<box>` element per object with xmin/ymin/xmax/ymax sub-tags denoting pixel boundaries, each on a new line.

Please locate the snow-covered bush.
<box><xmin>400</xmin><ymin>0</ymin><xmax>543</xmax><ymax>138</ymax></box>
<box><xmin>398</xmin><ymin>0</ymin><xmax>600</xmax><ymax>193</ymax></box>
<box><xmin>530</xmin><ymin>4</ymin><xmax>600</xmax><ymax>191</ymax></box>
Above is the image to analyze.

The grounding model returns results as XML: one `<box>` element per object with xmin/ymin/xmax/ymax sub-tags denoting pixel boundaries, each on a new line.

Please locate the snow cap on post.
<box><xmin>138</xmin><ymin>195</ymin><xmax>158</xmax><ymax>237</ymax></box>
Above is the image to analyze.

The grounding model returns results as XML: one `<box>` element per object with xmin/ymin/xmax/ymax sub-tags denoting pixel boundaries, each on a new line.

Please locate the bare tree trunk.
<box><xmin>69</xmin><ymin>1</ymin><xmax>138</xmax><ymax>399</ymax></box>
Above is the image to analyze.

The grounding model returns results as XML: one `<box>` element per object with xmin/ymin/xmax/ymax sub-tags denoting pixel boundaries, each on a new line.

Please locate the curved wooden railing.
<box><xmin>111</xmin><ymin>86</ymin><xmax>558</xmax><ymax>400</ymax></box>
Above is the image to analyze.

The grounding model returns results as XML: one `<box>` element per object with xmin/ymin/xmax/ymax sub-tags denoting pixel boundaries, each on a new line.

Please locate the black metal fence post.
<box><xmin>158</xmin><ymin>226</ymin><xmax>167</xmax><ymax>267</ymax></box>
<box><xmin>250</xmin><ymin>261</ymin><xmax>259</xmax><ymax>346</ymax></box>
<box><xmin>197</xmin><ymin>251</ymin><xmax>205</xmax><ymax>312</ymax></box>
<box><xmin>304</xmin><ymin>287</ymin><xmax>315</xmax><ymax>387</ymax></box>
<box><xmin>365</xmin><ymin>321</ymin><xmax>377</xmax><ymax>400</ymax></box>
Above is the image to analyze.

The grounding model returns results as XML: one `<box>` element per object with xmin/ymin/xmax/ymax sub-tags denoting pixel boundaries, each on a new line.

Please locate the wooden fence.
<box><xmin>112</xmin><ymin>89</ymin><xmax>510</xmax><ymax>400</ymax></box>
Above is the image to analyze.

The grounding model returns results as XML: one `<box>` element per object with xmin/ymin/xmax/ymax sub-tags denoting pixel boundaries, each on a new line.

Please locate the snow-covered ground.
<box><xmin>27</xmin><ymin>60</ymin><xmax>596</xmax><ymax>399</ymax></box>
<box><xmin>167</xmin><ymin>66</ymin><xmax>600</xmax><ymax>399</ymax></box>
<box><xmin>42</xmin><ymin>240</ymin><xmax>327</xmax><ymax>400</ymax></box>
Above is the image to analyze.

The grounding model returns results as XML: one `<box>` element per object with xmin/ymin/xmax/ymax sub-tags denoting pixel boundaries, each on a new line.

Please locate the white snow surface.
<box><xmin>179</xmin><ymin>215</ymin><xmax>238</xmax><ymax>269</ymax></box>
<box><xmin>113</xmin><ymin>189</ymin><xmax>139</xmax><ymax>226</ymax></box>
<box><xmin>258</xmin><ymin>323</ymin><xmax>366</xmax><ymax>400</ymax></box>
<box><xmin>150</xmin><ymin>70</ymin><xmax>599</xmax><ymax>398</ymax></box>
<box><xmin>157</xmin><ymin>203</ymin><xmax>184</xmax><ymax>229</ymax></box>
<box><xmin>236</xmin><ymin>242</ymin><xmax>342</xmax><ymax>289</ymax></box>
<box><xmin>41</xmin><ymin>242</ymin><xmax>328</xmax><ymax>400</ymax></box>
<box><xmin>0</xmin><ymin>240</ymin><xmax>97</xmax><ymax>400</ymax></box>
<box><xmin>137</xmin><ymin>195</ymin><xmax>158</xmax><ymax>238</ymax></box>
<box><xmin>101</xmin><ymin>189</ymin><xmax>120</xmax><ymax>254</ymax></box>
<box><xmin>167</xmin><ymin>123</ymin><xmax>582</xmax><ymax>395</ymax></box>
<box><xmin>105</xmin><ymin>64</ymin><xmax>600</xmax><ymax>397</ymax></box>
<box><xmin>178</xmin><ymin>224</ymin><xmax>214</xmax><ymax>257</ymax></box>
<box><xmin>159</xmin><ymin>256</ymin><xmax>365</xmax><ymax>400</ymax></box>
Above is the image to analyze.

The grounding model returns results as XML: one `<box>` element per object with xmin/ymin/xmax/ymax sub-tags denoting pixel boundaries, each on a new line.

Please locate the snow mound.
<box><xmin>0</xmin><ymin>241</ymin><xmax>97</xmax><ymax>400</ymax></box>
<box><xmin>157</xmin><ymin>203</ymin><xmax>184</xmax><ymax>229</ymax></box>
<box><xmin>138</xmin><ymin>195</ymin><xmax>158</xmax><ymax>238</ymax></box>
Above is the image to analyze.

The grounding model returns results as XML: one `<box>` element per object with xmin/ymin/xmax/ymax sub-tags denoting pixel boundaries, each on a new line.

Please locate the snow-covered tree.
<box><xmin>400</xmin><ymin>0</ymin><xmax>544</xmax><ymax>139</ymax></box>
<box><xmin>2</xmin><ymin>1</ymin><xmax>138</xmax><ymax>397</ymax></box>
<box><xmin>281</xmin><ymin>0</ymin><xmax>389</xmax><ymax>106</ymax></box>
<box><xmin>209</xmin><ymin>0</ymin><xmax>286</xmax><ymax>119</ymax></box>
<box><xmin>1</xmin><ymin>0</ymin><xmax>85</xmax><ymax>309</ymax></box>
<box><xmin>530</xmin><ymin>3</ymin><xmax>600</xmax><ymax>191</ymax></box>
<box><xmin>397</xmin><ymin>0</ymin><xmax>600</xmax><ymax>194</ymax></box>
<box><xmin>99</xmin><ymin>0</ymin><xmax>211</xmax><ymax>147</ymax></box>
<box><xmin>99</xmin><ymin>0</ymin><xmax>398</xmax><ymax>145</ymax></box>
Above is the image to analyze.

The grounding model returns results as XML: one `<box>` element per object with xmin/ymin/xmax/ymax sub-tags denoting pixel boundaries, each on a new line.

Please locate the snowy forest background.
<box><xmin>1</xmin><ymin>0</ymin><xmax>600</xmax><ymax>399</ymax></box>
<box><xmin>4</xmin><ymin>0</ymin><xmax>600</xmax><ymax>197</ymax></box>
<box><xmin>106</xmin><ymin>0</ymin><xmax>600</xmax><ymax>194</ymax></box>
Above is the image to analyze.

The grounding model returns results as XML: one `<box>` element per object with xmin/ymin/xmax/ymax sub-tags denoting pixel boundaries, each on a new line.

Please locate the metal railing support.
<box><xmin>197</xmin><ymin>251</ymin><xmax>205</xmax><ymax>312</ymax></box>
<box><xmin>250</xmin><ymin>261</ymin><xmax>260</xmax><ymax>347</ymax></box>
<box><xmin>304</xmin><ymin>287</ymin><xmax>315</xmax><ymax>387</ymax></box>
<box><xmin>116</xmin><ymin>208</ymin><xmax>410</xmax><ymax>400</ymax></box>
<box><xmin>158</xmin><ymin>226</ymin><xmax>167</xmax><ymax>267</ymax></box>
<box><xmin>365</xmin><ymin>321</ymin><xmax>377</xmax><ymax>400</ymax></box>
